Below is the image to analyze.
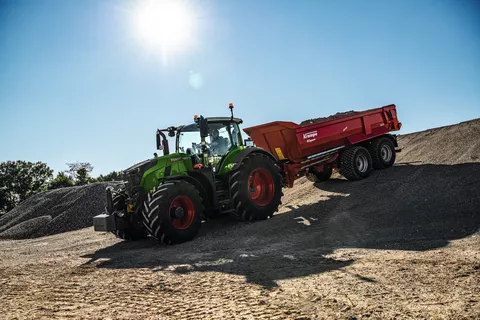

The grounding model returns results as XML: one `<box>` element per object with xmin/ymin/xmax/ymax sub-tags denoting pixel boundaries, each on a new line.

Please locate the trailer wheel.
<box><xmin>368</xmin><ymin>137</ymin><xmax>396</xmax><ymax>169</ymax></box>
<box><xmin>229</xmin><ymin>153</ymin><xmax>283</xmax><ymax>221</ymax></box>
<box><xmin>142</xmin><ymin>180</ymin><xmax>203</xmax><ymax>244</ymax></box>
<box><xmin>110</xmin><ymin>191</ymin><xmax>148</xmax><ymax>241</ymax></box>
<box><xmin>340</xmin><ymin>146</ymin><xmax>373</xmax><ymax>181</ymax></box>
<box><xmin>312</xmin><ymin>167</ymin><xmax>333</xmax><ymax>182</ymax></box>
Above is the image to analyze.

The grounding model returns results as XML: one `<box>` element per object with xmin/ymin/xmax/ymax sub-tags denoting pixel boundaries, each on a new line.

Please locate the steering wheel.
<box><xmin>191</xmin><ymin>142</ymin><xmax>212</xmax><ymax>157</ymax></box>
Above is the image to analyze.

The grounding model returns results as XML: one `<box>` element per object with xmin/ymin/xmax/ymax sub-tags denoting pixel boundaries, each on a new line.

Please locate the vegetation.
<box><xmin>0</xmin><ymin>160</ymin><xmax>123</xmax><ymax>213</ymax></box>
<box><xmin>48</xmin><ymin>171</ymin><xmax>74</xmax><ymax>190</ymax></box>
<box><xmin>0</xmin><ymin>161</ymin><xmax>53</xmax><ymax>213</ymax></box>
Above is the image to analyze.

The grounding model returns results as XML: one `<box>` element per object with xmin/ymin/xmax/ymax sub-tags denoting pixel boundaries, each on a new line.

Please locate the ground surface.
<box><xmin>1</xmin><ymin>119</ymin><xmax>479</xmax><ymax>319</ymax></box>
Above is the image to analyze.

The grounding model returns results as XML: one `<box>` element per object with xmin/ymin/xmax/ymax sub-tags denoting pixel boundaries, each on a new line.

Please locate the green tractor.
<box><xmin>93</xmin><ymin>104</ymin><xmax>283</xmax><ymax>244</ymax></box>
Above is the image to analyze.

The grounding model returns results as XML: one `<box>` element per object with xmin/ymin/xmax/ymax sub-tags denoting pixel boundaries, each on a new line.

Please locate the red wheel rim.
<box><xmin>169</xmin><ymin>196</ymin><xmax>195</xmax><ymax>230</ymax></box>
<box><xmin>248</xmin><ymin>168</ymin><xmax>274</xmax><ymax>206</ymax></box>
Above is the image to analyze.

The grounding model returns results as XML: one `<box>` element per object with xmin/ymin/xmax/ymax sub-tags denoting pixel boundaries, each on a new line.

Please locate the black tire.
<box><xmin>315</xmin><ymin>167</ymin><xmax>333</xmax><ymax>182</ymax></box>
<box><xmin>368</xmin><ymin>137</ymin><xmax>396</xmax><ymax>169</ymax></box>
<box><xmin>142</xmin><ymin>180</ymin><xmax>203</xmax><ymax>245</ymax></box>
<box><xmin>340</xmin><ymin>146</ymin><xmax>373</xmax><ymax>181</ymax></box>
<box><xmin>229</xmin><ymin>153</ymin><xmax>283</xmax><ymax>221</ymax></box>
<box><xmin>110</xmin><ymin>191</ymin><xmax>148</xmax><ymax>241</ymax></box>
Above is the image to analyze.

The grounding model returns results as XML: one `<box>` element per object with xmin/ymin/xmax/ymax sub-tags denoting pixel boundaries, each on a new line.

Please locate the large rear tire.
<box><xmin>368</xmin><ymin>137</ymin><xmax>396</xmax><ymax>169</ymax></box>
<box><xmin>110</xmin><ymin>191</ymin><xmax>148</xmax><ymax>241</ymax></box>
<box><xmin>229</xmin><ymin>153</ymin><xmax>283</xmax><ymax>221</ymax></box>
<box><xmin>340</xmin><ymin>146</ymin><xmax>373</xmax><ymax>181</ymax></box>
<box><xmin>142</xmin><ymin>180</ymin><xmax>203</xmax><ymax>245</ymax></box>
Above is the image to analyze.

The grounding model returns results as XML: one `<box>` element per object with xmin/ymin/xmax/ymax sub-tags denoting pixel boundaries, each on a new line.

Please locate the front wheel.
<box><xmin>229</xmin><ymin>153</ymin><xmax>283</xmax><ymax>221</ymax></box>
<box><xmin>307</xmin><ymin>167</ymin><xmax>333</xmax><ymax>183</ymax></box>
<box><xmin>142</xmin><ymin>180</ymin><xmax>203</xmax><ymax>245</ymax></box>
<box><xmin>109</xmin><ymin>189</ymin><xmax>147</xmax><ymax>241</ymax></box>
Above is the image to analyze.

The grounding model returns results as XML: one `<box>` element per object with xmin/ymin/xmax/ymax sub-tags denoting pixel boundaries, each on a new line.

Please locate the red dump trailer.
<box><xmin>243</xmin><ymin>104</ymin><xmax>402</xmax><ymax>187</ymax></box>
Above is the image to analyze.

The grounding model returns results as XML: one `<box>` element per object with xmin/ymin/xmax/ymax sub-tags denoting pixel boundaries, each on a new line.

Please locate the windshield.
<box><xmin>177</xmin><ymin>122</ymin><xmax>241</xmax><ymax>157</ymax></box>
<box><xmin>178</xmin><ymin>131</ymin><xmax>202</xmax><ymax>155</ymax></box>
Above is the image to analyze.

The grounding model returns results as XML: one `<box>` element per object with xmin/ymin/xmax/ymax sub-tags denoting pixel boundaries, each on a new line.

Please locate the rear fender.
<box><xmin>230</xmin><ymin>147</ymin><xmax>278</xmax><ymax>171</ymax></box>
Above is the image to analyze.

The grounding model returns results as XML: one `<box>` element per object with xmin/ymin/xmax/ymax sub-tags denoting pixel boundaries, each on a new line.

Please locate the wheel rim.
<box><xmin>356</xmin><ymin>154</ymin><xmax>369</xmax><ymax>173</ymax></box>
<box><xmin>248</xmin><ymin>168</ymin><xmax>274</xmax><ymax>206</ymax></box>
<box><xmin>169</xmin><ymin>196</ymin><xmax>195</xmax><ymax>230</ymax></box>
<box><xmin>380</xmin><ymin>144</ymin><xmax>393</xmax><ymax>162</ymax></box>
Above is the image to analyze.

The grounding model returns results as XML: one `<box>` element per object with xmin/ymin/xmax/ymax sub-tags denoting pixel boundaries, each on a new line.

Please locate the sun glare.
<box><xmin>133</xmin><ymin>0</ymin><xmax>195</xmax><ymax>55</ymax></box>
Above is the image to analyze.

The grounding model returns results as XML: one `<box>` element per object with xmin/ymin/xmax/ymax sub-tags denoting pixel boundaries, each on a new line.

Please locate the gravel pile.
<box><xmin>396</xmin><ymin>118</ymin><xmax>480</xmax><ymax>165</ymax></box>
<box><xmin>300</xmin><ymin>110</ymin><xmax>360</xmax><ymax>126</ymax></box>
<box><xmin>0</xmin><ymin>183</ymin><xmax>110</xmax><ymax>239</ymax></box>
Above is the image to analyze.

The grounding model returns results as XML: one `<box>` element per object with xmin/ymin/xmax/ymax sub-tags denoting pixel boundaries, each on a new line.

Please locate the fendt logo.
<box><xmin>303</xmin><ymin>131</ymin><xmax>318</xmax><ymax>140</ymax></box>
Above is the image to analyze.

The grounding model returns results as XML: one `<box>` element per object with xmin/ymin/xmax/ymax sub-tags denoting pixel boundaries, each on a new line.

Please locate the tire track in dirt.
<box><xmin>1</xmin><ymin>262</ymin><xmax>309</xmax><ymax>319</ymax></box>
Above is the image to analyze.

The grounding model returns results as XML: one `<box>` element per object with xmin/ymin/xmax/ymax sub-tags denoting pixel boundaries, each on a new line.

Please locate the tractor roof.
<box><xmin>206</xmin><ymin>117</ymin><xmax>243</xmax><ymax>124</ymax></box>
<box><xmin>178</xmin><ymin>117</ymin><xmax>243</xmax><ymax>132</ymax></box>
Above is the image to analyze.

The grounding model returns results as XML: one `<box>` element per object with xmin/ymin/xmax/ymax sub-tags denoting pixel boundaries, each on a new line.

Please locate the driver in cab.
<box><xmin>209</xmin><ymin>128</ymin><xmax>229</xmax><ymax>155</ymax></box>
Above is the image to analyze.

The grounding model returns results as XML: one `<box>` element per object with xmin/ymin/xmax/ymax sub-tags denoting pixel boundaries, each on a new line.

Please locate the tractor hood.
<box><xmin>123</xmin><ymin>158</ymin><xmax>158</xmax><ymax>175</ymax></box>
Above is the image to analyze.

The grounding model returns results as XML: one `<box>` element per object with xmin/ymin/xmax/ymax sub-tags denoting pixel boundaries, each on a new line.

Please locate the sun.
<box><xmin>133</xmin><ymin>0</ymin><xmax>195</xmax><ymax>54</ymax></box>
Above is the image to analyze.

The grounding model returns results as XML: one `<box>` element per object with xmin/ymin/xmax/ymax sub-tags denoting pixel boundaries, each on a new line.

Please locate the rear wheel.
<box><xmin>229</xmin><ymin>153</ymin><xmax>283</xmax><ymax>221</ymax></box>
<box><xmin>340</xmin><ymin>146</ymin><xmax>373</xmax><ymax>181</ymax></box>
<box><xmin>142</xmin><ymin>180</ymin><xmax>203</xmax><ymax>244</ymax></box>
<box><xmin>368</xmin><ymin>137</ymin><xmax>396</xmax><ymax>169</ymax></box>
<box><xmin>110</xmin><ymin>190</ymin><xmax>147</xmax><ymax>241</ymax></box>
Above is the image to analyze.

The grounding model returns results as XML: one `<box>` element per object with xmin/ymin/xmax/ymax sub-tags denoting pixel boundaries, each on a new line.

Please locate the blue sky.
<box><xmin>1</xmin><ymin>0</ymin><xmax>479</xmax><ymax>176</ymax></box>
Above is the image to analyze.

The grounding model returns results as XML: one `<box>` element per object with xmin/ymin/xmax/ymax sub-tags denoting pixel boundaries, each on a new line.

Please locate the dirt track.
<box><xmin>1</xmin><ymin>120</ymin><xmax>480</xmax><ymax>319</ymax></box>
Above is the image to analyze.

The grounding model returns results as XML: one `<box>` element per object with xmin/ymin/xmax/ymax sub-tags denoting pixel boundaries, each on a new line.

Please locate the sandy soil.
<box><xmin>0</xmin><ymin>220</ymin><xmax>478</xmax><ymax>319</ymax></box>
<box><xmin>1</xmin><ymin>120</ymin><xmax>479</xmax><ymax>319</ymax></box>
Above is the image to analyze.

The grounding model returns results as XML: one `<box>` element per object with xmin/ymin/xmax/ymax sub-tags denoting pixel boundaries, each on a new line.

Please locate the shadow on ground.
<box><xmin>81</xmin><ymin>163</ymin><xmax>480</xmax><ymax>288</ymax></box>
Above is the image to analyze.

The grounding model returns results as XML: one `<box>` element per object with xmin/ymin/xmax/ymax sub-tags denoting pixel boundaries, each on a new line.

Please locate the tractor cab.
<box><xmin>174</xmin><ymin>117</ymin><xmax>243</xmax><ymax>170</ymax></box>
<box><xmin>156</xmin><ymin>103</ymin><xmax>245</xmax><ymax>172</ymax></box>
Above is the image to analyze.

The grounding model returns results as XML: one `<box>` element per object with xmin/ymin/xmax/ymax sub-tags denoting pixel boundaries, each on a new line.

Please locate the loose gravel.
<box><xmin>300</xmin><ymin>110</ymin><xmax>360</xmax><ymax>126</ymax></box>
<box><xmin>0</xmin><ymin>183</ymin><xmax>110</xmax><ymax>239</ymax></box>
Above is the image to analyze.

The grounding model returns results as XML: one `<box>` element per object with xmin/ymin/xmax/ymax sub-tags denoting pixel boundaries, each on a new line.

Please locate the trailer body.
<box><xmin>243</xmin><ymin>104</ymin><xmax>402</xmax><ymax>187</ymax></box>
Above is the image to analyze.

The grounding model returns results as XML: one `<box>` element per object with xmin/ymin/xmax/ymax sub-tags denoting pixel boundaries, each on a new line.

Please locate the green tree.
<box><xmin>48</xmin><ymin>171</ymin><xmax>74</xmax><ymax>190</ymax></box>
<box><xmin>66</xmin><ymin>162</ymin><xmax>93</xmax><ymax>180</ymax></box>
<box><xmin>97</xmin><ymin>171</ymin><xmax>123</xmax><ymax>182</ymax></box>
<box><xmin>0</xmin><ymin>161</ymin><xmax>53</xmax><ymax>212</ymax></box>
<box><xmin>76</xmin><ymin>168</ymin><xmax>89</xmax><ymax>185</ymax></box>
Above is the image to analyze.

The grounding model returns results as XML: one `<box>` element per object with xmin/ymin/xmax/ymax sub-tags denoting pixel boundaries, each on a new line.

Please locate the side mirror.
<box><xmin>199</xmin><ymin>116</ymin><xmax>209</xmax><ymax>138</ymax></box>
<box><xmin>156</xmin><ymin>131</ymin><xmax>161</xmax><ymax>150</ymax></box>
<box><xmin>244</xmin><ymin>138</ymin><xmax>254</xmax><ymax>147</ymax></box>
<box><xmin>156</xmin><ymin>130</ymin><xmax>170</xmax><ymax>155</ymax></box>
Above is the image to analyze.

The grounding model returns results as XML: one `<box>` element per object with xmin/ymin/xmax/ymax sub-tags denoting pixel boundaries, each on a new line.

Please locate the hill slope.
<box><xmin>396</xmin><ymin>118</ymin><xmax>480</xmax><ymax>164</ymax></box>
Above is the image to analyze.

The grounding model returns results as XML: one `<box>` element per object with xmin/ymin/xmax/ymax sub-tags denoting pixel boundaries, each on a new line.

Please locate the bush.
<box><xmin>48</xmin><ymin>172</ymin><xmax>75</xmax><ymax>190</ymax></box>
<box><xmin>0</xmin><ymin>161</ymin><xmax>53</xmax><ymax>212</ymax></box>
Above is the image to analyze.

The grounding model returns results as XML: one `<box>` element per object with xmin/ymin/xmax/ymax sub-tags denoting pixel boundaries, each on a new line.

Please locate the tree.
<box><xmin>0</xmin><ymin>161</ymin><xmax>53</xmax><ymax>212</ymax></box>
<box><xmin>48</xmin><ymin>171</ymin><xmax>74</xmax><ymax>190</ymax></box>
<box><xmin>97</xmin><ymin>171</ymin><xmax>123</xmax><ymax>182</ymax></box>
<box><xmin>66</xmin><ymin>162</ymin><xmax>93</xmax><ymax>180</ymax></box>
<box><xmin>76</xmin><ymin>168</ymin><xmax>89</xmax><ymax>185</ymax></box>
